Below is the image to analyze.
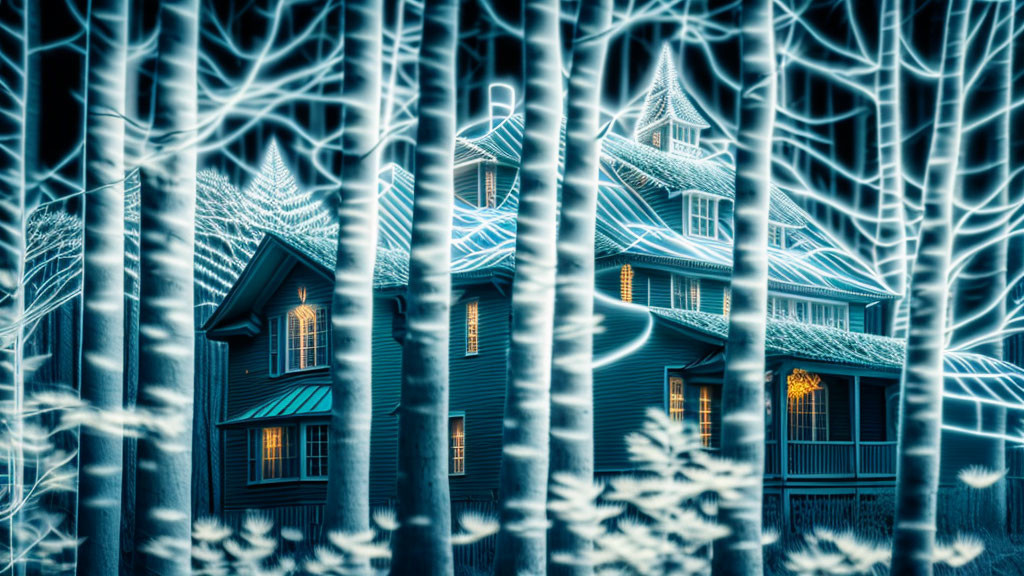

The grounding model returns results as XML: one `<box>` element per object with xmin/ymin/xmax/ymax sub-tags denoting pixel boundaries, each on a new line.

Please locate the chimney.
<box><xmin>488</xmin><ymin>83</ymin><xmax>515</xmax><ymax>131</ymax></box>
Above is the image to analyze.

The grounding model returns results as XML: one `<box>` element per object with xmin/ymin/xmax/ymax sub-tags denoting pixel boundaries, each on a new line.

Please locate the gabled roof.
<box><xmin>634</xmin><ymin>44</ymin><xmax>710</xmax><ymax>135</ymax></box>
<box><xmin>649</xmin><ymin>307</ymin><xmax>1024</xmax><ymax>412</ymax></box>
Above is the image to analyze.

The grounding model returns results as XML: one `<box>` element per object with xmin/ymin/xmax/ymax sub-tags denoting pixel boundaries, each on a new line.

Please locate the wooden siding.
<box><xmin>593</xmin><ymin>316</ymin><xmax>719</xmax><ymax>471</ymax></box>
<box><xmin>453</xmin><ymin>164</ymin><xmax>478</xmax><ymax>206</ymax></box>
<box><xmin>848</xmin><ymin>303</ymin><xmax>866</xmax><ymax>333</ymax></box>
<box><xmin>698</xmin><ymin>278</ymin><xmax>727</xmax><ymax>315</ymax></box>
<box><xmin>368</xmin><ymin>296</ymin><xmax>404</xmax><ymax>504</ymax></box>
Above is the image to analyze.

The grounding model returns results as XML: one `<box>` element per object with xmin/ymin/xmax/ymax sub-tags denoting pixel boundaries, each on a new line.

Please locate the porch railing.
<box><xmin>858</xmin><ymin>441</ymin><xmax>897</xmax><ymax>476</ymax></box>
<box><xmin>764</xmin><ymin>440</ymin><xmax>779</xmax><ymax>476</ymax></box>
<box><xmin>787</xmin><ymin>441</ymin><xmax>854</xmax><ymax>477</ymax></box>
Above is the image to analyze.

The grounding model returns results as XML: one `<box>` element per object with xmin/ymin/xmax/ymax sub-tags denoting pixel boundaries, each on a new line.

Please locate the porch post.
<box><xmin>779</xmin><ymin>362</ymin><xmax>788</xmax><ymax>482</ymax></box>
<box><xmin>853</xmin><ymin>375</ymin><xmax>860</xmax><ymax>478</ymax></box>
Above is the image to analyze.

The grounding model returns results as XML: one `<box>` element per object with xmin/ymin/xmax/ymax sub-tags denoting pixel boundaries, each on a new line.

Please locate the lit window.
<box><xmin>304</xmin><ymin>424</ymin><xmax>328</xmax><ymax>479</ymax></box>
<box><xmin>768</xmin><ymin>224</ymin><xmax>784</xmax><ymax>248</ymax></box>
<box><xmin>723</xmin><ymin>288</ymin><xmax>731</xmax><ymax>316</ymax></box>
<box><xmin>652</xmin><ymin>131</ymin><xmax>661</xmax><ymax>149</ymax></box>
<box><xmin>669</xmin><ymin>376</ymin><xmax>684</xmax><ymax>421</ymax></box>
<box><xmin>688</xmin><ymin>195</ymin><xmax>716</xmax><ymax>238</ymax></box>
<box><xmin>465</xmin><ymin>301</ymin><xmax>479</xmax><ymax>355</ymax></box>
<box><xmin>699</xmin><ymin>386</ymin><xmax>712</xmax><ymax>447</ymax></box>
<box><xmin>672</xmin><ymin>275</ymin><xmax>700</xmax><ymax>311</ymax></box>
<box><xmin>248</xmin><ymin>426</ymin><xmax>297</xmax><ymax>483</ymax></box>
<box><xmin>484</xmin><ymin>165</ymin><xmax>497</xmax><ymax>208</ymax></box>
<box><xmin>287</xmin><ymin>303</ymin><xmax>328</xmax><ymax>371</ymax></box>
<box><xmin>787</xmin><ymin>369</ymin><xmax>828</xmax><ymax>441</ymax></box>
<box><xmin>449</xmin><ymin>415</ymin><xmax>465</xmax><ymax>475</ymax></box>
<box><xmin>620</xmin><ymin>264</ymin><xmax>634</xmax><ymax>303</ymax></box>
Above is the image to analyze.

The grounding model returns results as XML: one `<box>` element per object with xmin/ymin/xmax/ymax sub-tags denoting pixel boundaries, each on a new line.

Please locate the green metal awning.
<box><xmin>221</xmin><ymin>384</ymin><xmax>330</xmax><ymax>425</ymax></box>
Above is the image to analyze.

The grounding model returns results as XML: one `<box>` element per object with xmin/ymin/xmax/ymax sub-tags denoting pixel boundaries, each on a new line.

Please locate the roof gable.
<box><xmin>634</xmin><ymin>45</ymin><xmax>710</xmax><ymax>136</ymax></box>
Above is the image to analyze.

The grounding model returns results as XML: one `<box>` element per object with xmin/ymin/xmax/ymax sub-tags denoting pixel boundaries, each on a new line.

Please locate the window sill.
<box><xmin>449</xmin><ymin>473</ymin><xmax>466</xmax><ymax>477</ymax></box>
<box><xmin>464</xmin><ymin>352</ymin><xmax>479</xmax><ymax>358</ymax></box>
<box><xmin>281</xmin><ymin>365</ymin><xmax>329</xmax><ymax>376</ymax></box>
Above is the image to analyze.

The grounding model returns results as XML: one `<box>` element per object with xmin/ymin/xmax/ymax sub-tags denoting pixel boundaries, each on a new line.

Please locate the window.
<box><xmin>620</xmin><ymin>264</ymin><xmax>634</xmax><ymax>303</ymax></box>
<box><xmin>248</xmin><ymin>426</ymin><xmax>298</xmax><ymax>483</ymax></box>
<box><xmin>287</xmin><ymin>303</ymin><xmax>328</xmax><ymax>371</ymax></box>
<box><xmin>668</xmin><ymin>376</ymin><xmax>684</xmax><ymax>421</ymax></box>
<box><xmin>699</xmin><ymin>386</ymin><xmax>712</xmax><ymax>447</ymax></box>
<box><xmin>768</xmin><ymin>224</ymin><xmax>784</xmax><ymax>248</ymax></box>
<box><xmin>787</xmin><ymin>369</ymin><xmax>828</xmax><ymax>441</ymax></box>
<box><xmin>304</xmin><ymin>424</ymin><xmax>328</xmax><ymax>479</ymax></box>
<box><xmin>449</xmin><ymin>415</ymin><xmax>465</xmax><ymax>475</ymax></box>
<box><xmin>672</xmin><ymin>275</ymin><xmax>700</xmax><ymax>311</ymax></box>
<box><xmin>269</xmin><ymin>316</ymin><xmax>281</xmax><ymax>376</ymax></box>
<box><xmin>652</xmin><ymin>131</ymin><xmax>661</xmax><ymax>149</ymax></box>
<box><xmin>465</xmin><ymin>300</ymin><xmax>479</xmax><ymax>355</ymax></box>
<box><xmin>767</xmin><ymin>295</ymin><xmax>848</xmax><ymax>330</ymax></box>
<box><xmin>688</xmin><ymin>195</ymin><xmax>717</xmax><ymax>238</ymax></box>
<box><xmin>723</xmin><ymin>287</ymin><xmax>731</xmax><ymax>316</ymax></box>
<box><xmin>483</xmin><ymin>165</ymin><xmax>497</xmax><ymax>208</ymax></box>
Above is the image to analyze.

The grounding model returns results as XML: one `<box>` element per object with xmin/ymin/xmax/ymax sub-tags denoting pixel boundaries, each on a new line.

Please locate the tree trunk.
<box><xmin>947</xmin><ymin>0</ymin><xmax>1013</xmax><ymax>535</ymax></box>
<box><xmin>77</xmin><ymin>0</ymin><xmax>128</xmax><ymax>574</ymax></box>
<box><xmin>710</xmin><ymin>1</ymin><xmax>775</xmax><ymax>575</ymax></box>
<box><xmin>134</xmin><ymin>1</ymin><xmax>198</xmax><ymax>574</ymax></box>
<box><xmin>0</xmin><ymin>2</ymin><xmax>39</xmax><ymax>572</ymax></box>
<box><xmin>493</xmin><ymin>0</ymin><xmax>562</xmax><ymax>573</ymax></box>
<box><xmin>323</xmin><ymin>2</ymin><xmax>380</xmax><ymax>570</ymax></box>
<box><xmin>875</xmin><ymin>0</ymin><xmax>908</xmax><ymax>338</ymax></box>
<box><xmin>546</xmin><ymin>0</ymin><xmax>612</xmax><ymax>574</ymax></box>
<box><xmin>390</xmin><ymin>0</ymin><xmax>457</xmax><ymax>573</ymax></box>
<box><xmin>891</xmin><ymin>1</ymin><xmax>971</xmax><ymax>573</ymax></box>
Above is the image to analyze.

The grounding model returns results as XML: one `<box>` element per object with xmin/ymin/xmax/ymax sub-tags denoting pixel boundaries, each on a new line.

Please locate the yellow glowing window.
<box><xmin>620</xmin><ymin>264</ymin><xmax>633</xmax><ymax>303</ymax></box>
<box><xmin>287</xmin><ymin>301</ymin><xmax>327</xmax><ymax>371</ymax></box>
<box><xmin>787</xmin><ymin>369</ymin><xmax>827</xmax><ymax>441</ymax></box>
<box><xmin>669</xmin><ymin>376</ymin><xmax>684</xmax><ymax>421</ymax></box>
<box><xmin>652</xmin><ymin>131</ymin><xmax>662</xmax><ymax>149</ymax></box>
<box><xmin>699</xmin><ymin>386</ymin><xmax>712</xmax><ymax>447</ymax></box>
<box><xmin>484</xmin><ymin>166</ymin><xmax>497</xmax><ymax>208</ymax></box>
<box><xmin>449</xmin><ymin>416</ymin><xmax>465</xmax><ymax>475</ymax></box>
<box><xmin>262</xmin><ymin>427</ymin><xmax>283</xmax><ymax>479</ymax></box>
<box><xmin>723</xmin><ymin>288</ymin><xmax>731</xmax><ymax>316</ymax></box>
<box><xmin>465</xmin><ymin>301</ymin><xmax>479</xmax><ymax>355</ymax></box>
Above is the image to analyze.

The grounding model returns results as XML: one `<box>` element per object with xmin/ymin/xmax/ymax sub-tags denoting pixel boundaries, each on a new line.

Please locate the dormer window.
<box><xmin>768</xmin><ymin>224</ymin><xmax>784</xmax><ymax>248</ymax></box>
<box><xmin>687</xmin><ymin>194</ymin><xmax>717</xmax><ymax>238</ymax></box>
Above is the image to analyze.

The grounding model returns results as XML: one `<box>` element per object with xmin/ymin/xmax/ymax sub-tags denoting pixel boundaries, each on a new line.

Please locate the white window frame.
<box><xmin>300</xmin><ymin>421</ymin><xmax>329</xmax><ymax>481</ymax></box>
<box><xmin>285</xmin><ymin>303</ymin><xmax>329</xmax><ymax>373</ymax></box>
<box><xmin>449</xmin><ymin>412</ymin><xmax>466</xmax><ymax>476</ymax></box>
<box><xmin>768</xmin><ymin>223</ymin><xmax>785</xmax><ymax>248</ymax></box>
<box><xmin>685</xmin><ymin>193</ymin><xmax>718</xmax><ymax>238</ymax></box>
<box><xmin>767</xmin><ymin>294</ymin><xmax>849</xmax><ymax>330</ymax></box>
<box><xmin>671</xmin><ymin>275</ymin><xmax>701</xmax><ymax>311</ymax></box>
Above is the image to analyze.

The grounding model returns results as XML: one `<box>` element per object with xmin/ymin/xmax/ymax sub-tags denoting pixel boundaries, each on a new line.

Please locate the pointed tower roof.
<box><xmin>634</xmin><ymin>45</ymin><xmax>709</xmax><ymax>137</ymax></box>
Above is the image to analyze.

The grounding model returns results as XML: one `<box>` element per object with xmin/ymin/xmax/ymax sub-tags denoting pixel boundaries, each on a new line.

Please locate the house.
<box><xmin>202</xmin><ymin>46</ymin><xmax>1024</xmax><ymax>542</ymax></box>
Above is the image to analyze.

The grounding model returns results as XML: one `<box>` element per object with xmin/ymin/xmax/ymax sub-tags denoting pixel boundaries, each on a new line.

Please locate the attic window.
<box><xmin>768</xmin><ymin>224</ymin><xmax>784</xmax><ymax>248</ymax></box>
<box><xmin>483</xmin><ymin>164</ymin><xmax>497</xmax><ymax>208</ymax></box>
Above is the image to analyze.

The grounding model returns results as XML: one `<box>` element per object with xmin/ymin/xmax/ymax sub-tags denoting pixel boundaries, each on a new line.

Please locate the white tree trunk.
<box><xmin>546</xmin><ymin>1</ymin><xmax>612</xmax><ymax>574</ymax></box>
<box><xmin>323</xmin><ymin>3</ymin><xmax>380</xmax><ymax>572</ymax></box>
<box><xmin>134</xmin><ymin>1</ymin><xmax>198</xmax><ymax>574</ymax></box>
<box><xmin>494</xmin><ymin>0</ymin><xmax>562</xmax><ymax>573</ymax></box>
<box><xmin>711</xmin><ymin>1</ymin><xmax>775</xmax><ymax>574</ymax></box>
<box><xmin>390</xmin><ymin>0</ymin><xmax>457</xmax><ymax>573</ymax></box>
<box><xmin>891</xmin><ymin>1</ymin><xmax>971</xmax><ymax>573</ymax></box>
<box><xmin>77</xmin><ymin>0</ymin><xmax>128</xmax><ymax>573</ymax></box>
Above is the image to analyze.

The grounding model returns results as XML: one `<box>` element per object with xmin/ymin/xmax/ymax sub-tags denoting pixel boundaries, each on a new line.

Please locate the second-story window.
<box><xmin>620</xmin><ymin>264</ymin><xmax>634</xmax><ymax>303</ymax></box>
<box><xmin>723</xmin><ymin>287</ymin><xmax>731</xmax><ymax>316</ymax></box>
<box><xmin>768</xmin><ymin>295</ymin><xmax>848</xmax><ymax>330</ymax></box>
<box><xmin>287</xmin><ymin>302</ymin><xmax>328</xmax><ymax>371</ymax></box>
<box><xmin>465</xmin><ymin>300</ymin><xmax>479</xmax><ymax>355</ymax></box>
<box><xmin>672</xmin><ymin>275</ymin><xmax>700</xmax><ymax>311</ymax></box>
<box><xmin>688</xmin><ymin>195</ymin><xmax>717</xmax><ymax>238</ymax></box>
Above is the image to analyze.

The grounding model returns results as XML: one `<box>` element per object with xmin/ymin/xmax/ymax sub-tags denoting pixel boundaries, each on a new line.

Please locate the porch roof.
<box><xmin>221</xmin><ymin>385</ymin><xmax>330</xmax><ymax>425</ymax></box>
<box><xmin>650</xmin><ymin>307</ymin><xmax>1024</xmax><ymax>411</ymax></box>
